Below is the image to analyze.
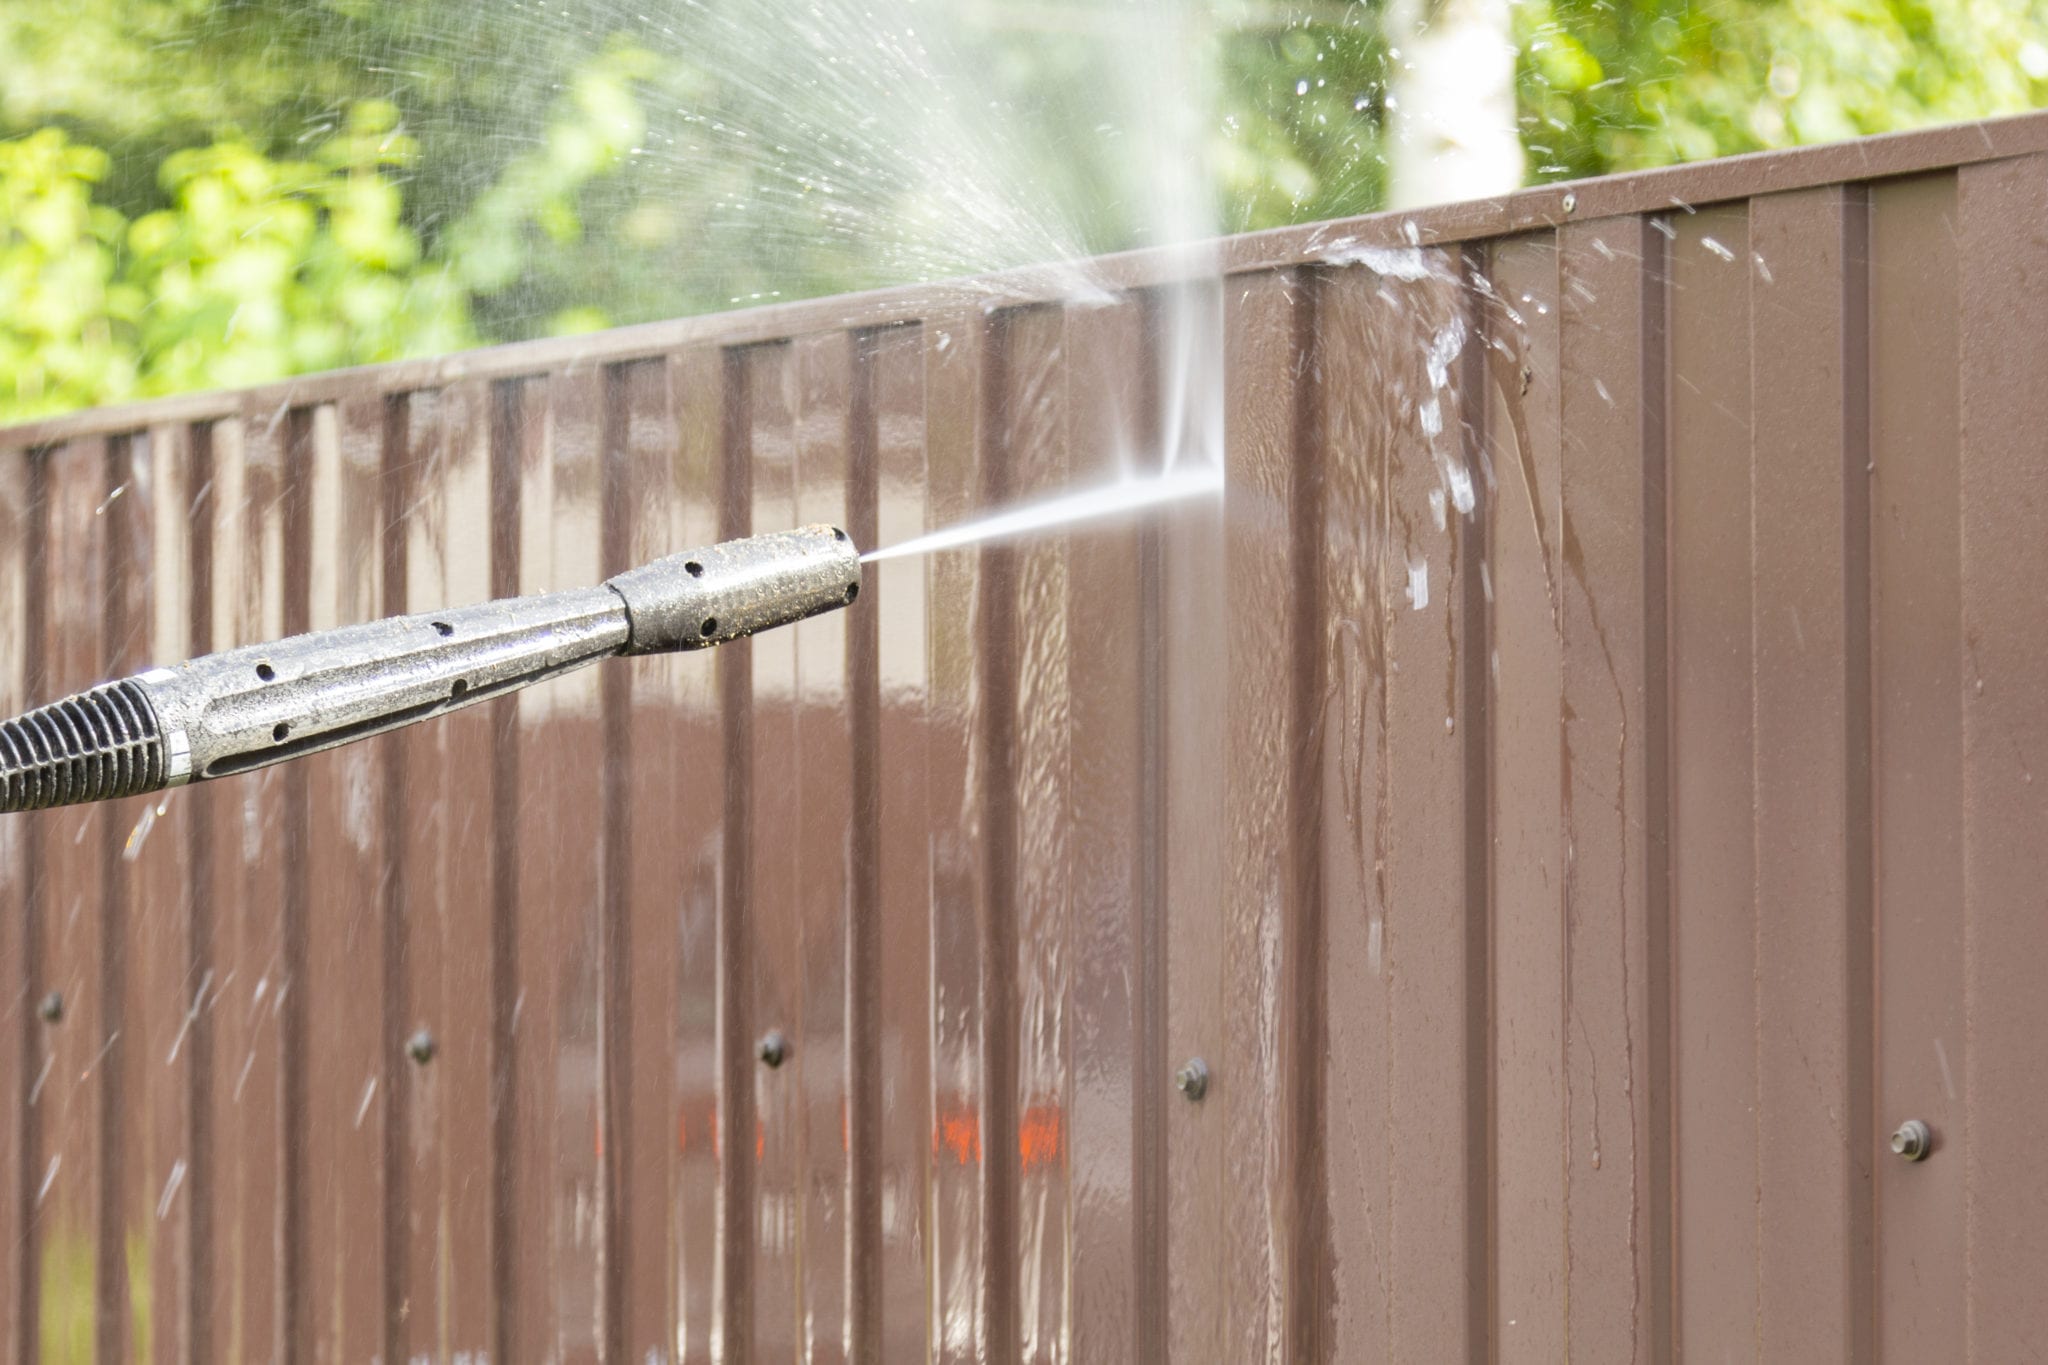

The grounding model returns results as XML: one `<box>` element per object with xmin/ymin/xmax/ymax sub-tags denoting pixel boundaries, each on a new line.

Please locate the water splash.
<box><xmin>861</xmin><ymin>465</ymin><xmax>1221</xmax><ymax>564</ymax></box>
<box><xmin>123</xmin><ymin>794</ymin><xmax>172</xmax><ymax>863</ymax></box>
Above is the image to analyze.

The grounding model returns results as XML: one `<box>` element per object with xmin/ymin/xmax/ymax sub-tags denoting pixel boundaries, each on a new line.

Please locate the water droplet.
<box><xmin>157</xmin><ymin>1160</ymin><xmax>187</xmax><ymax>1220</ymax></box>
<box><xmin>123</xmin><ymin>796</ymin><xmax>171</xmax><ymax>862</ymax></box>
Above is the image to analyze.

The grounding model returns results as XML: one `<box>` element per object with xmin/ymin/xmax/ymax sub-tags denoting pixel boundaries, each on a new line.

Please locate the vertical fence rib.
<box><xmin>182</xmin><ymin>423</ymin><xmax>218</xmax><ymax>1365</ymax></box>
<box><xmin>487</xmin><ymin>377</ymin><xmax>523</xmax><ymax>1364</ymax></box>
<box><xmin>717</xmin><ymin>347</ymin><xmax>757</xmax><ymax>1364</ymax></box>
<box><xmin>1956</xmin><ymin>152</ymin><xmax>2048</xmax><ymax>1364</ymax></box>
<box><xmin>846</xmin><ymin>329</ymin><xmax>884</xmax><ymax>1365</ymax></box>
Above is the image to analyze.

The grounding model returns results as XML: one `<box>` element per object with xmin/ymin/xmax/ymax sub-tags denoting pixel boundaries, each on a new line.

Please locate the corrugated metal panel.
<box><xmin>6</xmin><ymin>113</ymin><xmax>2048</xmax><ymax>1362</ymax></box>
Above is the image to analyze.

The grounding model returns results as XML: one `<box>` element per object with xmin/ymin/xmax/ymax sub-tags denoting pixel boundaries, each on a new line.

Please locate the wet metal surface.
<box><xmin>6</xmin><ymin>114</ymin><xmax>2048</xmax><ymax>1361</ymax></box>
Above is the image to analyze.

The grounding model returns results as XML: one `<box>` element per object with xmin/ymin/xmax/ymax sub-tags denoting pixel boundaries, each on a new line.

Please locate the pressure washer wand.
<box><xmin>0</xmin><ymin>525</ymin><xmax>861</xmax><ymax>815</ymax></box>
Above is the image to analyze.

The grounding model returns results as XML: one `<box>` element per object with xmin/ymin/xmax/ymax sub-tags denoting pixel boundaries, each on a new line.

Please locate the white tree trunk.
<box><xmin>1384</xmin><ymin>0</ymin><xmax>1525</xmax><ymax>209</ymax></box>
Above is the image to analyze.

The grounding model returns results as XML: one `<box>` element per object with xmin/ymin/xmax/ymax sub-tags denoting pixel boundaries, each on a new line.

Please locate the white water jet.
<box><xmin>861</xmin><ymin>465</ymin><xmax>1223</xmax><ymax>564</ymax></box>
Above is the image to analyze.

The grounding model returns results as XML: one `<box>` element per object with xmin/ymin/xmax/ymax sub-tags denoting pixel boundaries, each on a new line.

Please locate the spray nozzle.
<box><xmin>0</xmin><ymin>525</ymin><xmax>861</xmax><ymax>814</ymax></box>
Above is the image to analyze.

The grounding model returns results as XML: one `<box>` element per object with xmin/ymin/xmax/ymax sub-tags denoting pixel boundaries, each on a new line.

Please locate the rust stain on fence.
<box><xmin>6</xmin><ymin>113</ymin><xmax>2048</xmax><ymax>1362</ymax></box>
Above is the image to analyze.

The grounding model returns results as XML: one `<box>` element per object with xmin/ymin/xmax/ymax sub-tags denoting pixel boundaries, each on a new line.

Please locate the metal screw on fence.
<box><xmin>1562</xmin><ymin>191</ymin><xmax>1578</xmax><ymax>214</ymax></box>
<box><xmin>757</xmin><ymin>1030</ymin><xmax>789</xmax><ymax>1069</ymax></box>
<box><xmin>406</xmin><ymin>1029</ymin><xmax>436</xmax><ymax>1066</ymax></box>
<box><xmin>1174</xmin><ymin>1058</ymin><xmax>1209</xmax><ymax>1102</ymax></box>
<box><xmin>37</xmin><ymin>992</ymin><xmax>61</xmax><ymax>1024</ymax></box>
<box><xmin>1891</xmin><ymin>1118</ymin><xmax>1932</xmax><ymax>1162</ymax></box>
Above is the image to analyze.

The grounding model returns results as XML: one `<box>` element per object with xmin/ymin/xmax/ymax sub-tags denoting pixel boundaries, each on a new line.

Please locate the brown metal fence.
<box><xmin>4</xmin><ymin>111</ymin><xmax>2048</xmax><ymax>1363</ymax></box>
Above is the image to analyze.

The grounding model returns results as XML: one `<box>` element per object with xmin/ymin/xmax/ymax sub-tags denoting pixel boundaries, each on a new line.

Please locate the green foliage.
<box><xmin>3</xmin><ymin>0</ymin><xmax>2047</xmax><ymax>422</ymax></box>
<box><xmin>38</xmin><ymin>1229</ymin><xmax>91</xmax><ymax>1364</ymax></box>
<box><xmin>1216</xmin><ymin>16</ymin><xmax>1391</xmax><ymax>229</ymax></box>
<box><xmin>0</xmin><ymin>107</ymin><xmax>471</xmax><ymax>420</ymax></box>
<box><xmin>0</xmin><ymin>130</ymin><xmax>134</xmax><ymax>418</ymax></box>
<box><xmin>1522</xmin><ymin>0</ymin><xmax>2048</xmax><ymax>180</ymax></box>
<box><xmin>126</xmin><ymin>103</ymin><xmax>471</xmax><ymax>396</ymax></box>
<box><xmin>439</xmin><ymin>40</ymin><xmax>703</xmax><ymax>339</ymax></box>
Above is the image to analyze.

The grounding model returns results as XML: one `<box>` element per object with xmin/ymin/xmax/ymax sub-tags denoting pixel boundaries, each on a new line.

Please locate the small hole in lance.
<box><xmin>272</xmin><ymin>723</ymin><xmax>290</xmax><ymax>742</ymax></box>
<box><xmin>432</xmin><ymin>621</ymin><xmax>454</xmax><ymax>637</ymax></box>
<box><xmin>700</xmin><ymin>618</ymin><xmax>719</xmax><ymax>638</ymax></box>
<box><xmin>684</xmin><ymin>560</ymin><xmax>704</xmax><ymax>578</ymax></box>
<box><xmin>845</xmin><ymin>582</ymin><xmax>859</xmax><ymax>603</ymax></box>
<box><xmin>255</xmin><ymin>662</ymin><xmax>276</xmax><ymax>682</ymax></box>
<box><xmin>451</xmin><ymin>679</ymin><xmax>469</xmax><ymax>701</ymax></box>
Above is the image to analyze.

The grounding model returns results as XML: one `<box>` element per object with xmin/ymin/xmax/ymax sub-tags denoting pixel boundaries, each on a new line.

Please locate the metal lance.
<box><xmin>0</xmin><ymin>525</ymin><xmax>861</xmax><ymax>814</ymax></box>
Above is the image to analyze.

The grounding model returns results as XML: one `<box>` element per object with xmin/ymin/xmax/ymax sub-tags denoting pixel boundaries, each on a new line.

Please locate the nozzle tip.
<box><xmin>608</xmin><ymin>524</ymin><xmax>862</xmax><ymax>654</ymax></box>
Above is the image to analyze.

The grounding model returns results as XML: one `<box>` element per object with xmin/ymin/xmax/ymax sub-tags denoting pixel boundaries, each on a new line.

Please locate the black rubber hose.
<box><xmin>0</xmin><ymin>680</ymin><xmax>166</xmax><ymax>813</ymax></box>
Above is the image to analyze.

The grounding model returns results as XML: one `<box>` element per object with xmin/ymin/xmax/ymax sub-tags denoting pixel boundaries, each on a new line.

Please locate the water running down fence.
<box><xmin>4</xmin><ymin>112</ymin><xmax>2048</xmax><ymax>1362</ymax></box>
